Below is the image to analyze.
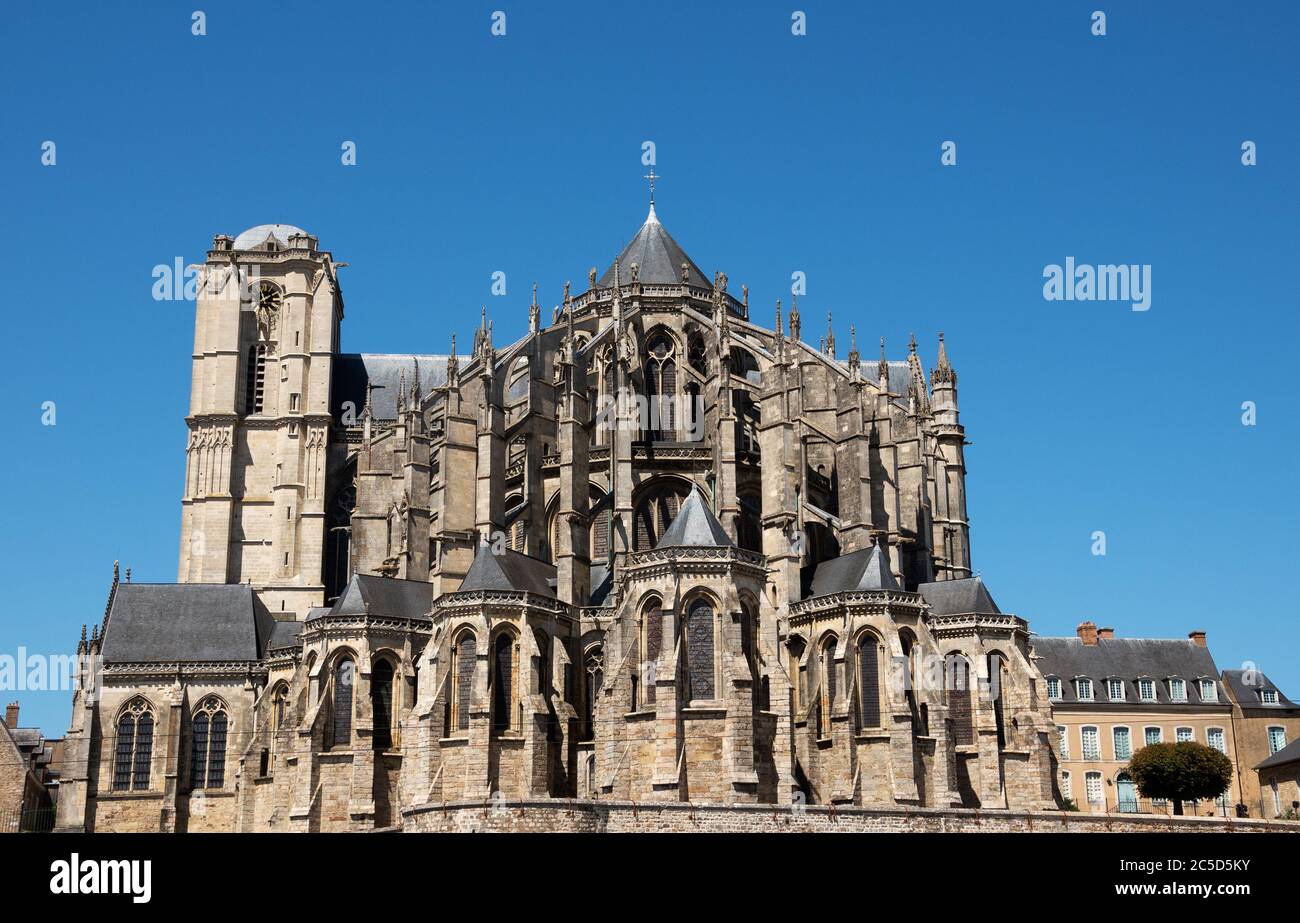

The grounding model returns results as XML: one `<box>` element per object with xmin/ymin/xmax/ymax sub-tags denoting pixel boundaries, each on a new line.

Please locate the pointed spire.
<box><xmin>931</xmin><ymin>331</ymin><xmax>956</xmax><ymax>385</ymax></box>
<box><xmin>848</xmin><ymin>324</ymin><xmax>860</xmax><ymax>380</ymax></box>
<box><xmin>397</xmin><ymin>369</ymin><xmax>406</xmax><ymax>409</ymax></box>
<box><xmin>824</xmin><ymin>311</ymin><xmax>835</xmax><ymax>358</ymax></box>
<box><xmin>789</xmin><ymin>294</ymin><xmax>801</xmax><ymax>342</ymax></box>
<box><xmin>529</xmin><ymin>282</ymin><xmax>540</xmax><ymax>334</ymax></box>
<box><xmin>878</xmin><ymin>336</ymin><xmax>889</xmax><ymax>387</ymax></box>
<box><xmin>774</xmin><ymin>299</ymin><xmax>786</xmax><ymax>364</ymax></box>
<box><xmin>447</xmin><ymin>334</ymin><xmax>458</xmax><ymax>387</ymax></box>
<box><xmin>411</xmin><ymin>357</ymin><xmax>422</xmax><ymax>406</ymax></box>
<box><xmin>906</xmin><ymin>332</ymin><xmax>930</xmax><ymax>413</ymax></box>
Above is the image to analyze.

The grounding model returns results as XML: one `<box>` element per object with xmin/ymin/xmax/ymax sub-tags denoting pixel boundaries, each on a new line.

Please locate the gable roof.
<box><xmin>655</xmin><ymin>487</ymin><xmax>733</xmax><ymax>549</ymax></box>
<box><xmin>598</xmin><ymin>207</ymin><xmax>711</xmax><ymax>289</ymax></box>
<box><xmin>101</xmin><ymin>584</ymin><xmax>272</xmax><ymax>663</ymax></box>
<box><xmin>329</xmin><ymin>574</ymin><xmax>434</xmax><ymax>620</ymax></box>
<box><xmin>805</xmin><ymin>543</ymin><xmax>899</xmax><ymax>598</ymax></box>
<box><xmin>1032</xmin><ymin>636</ymin><xmax>1225</xmax><ymax>707</ymax></box>
<box><xmin>918</xmin><ymin>576</ymin><xmax>1001</xmax><ymax>615</ymax></box>
<box><xmin>331</xmin><ymin>353</ymin><xmax>466</xmax><ymax>421</ymax></box>
<box><xmin>459</xmin><ymin>545</ymin><xmax>556</xmax><ymax>596</ymax></box>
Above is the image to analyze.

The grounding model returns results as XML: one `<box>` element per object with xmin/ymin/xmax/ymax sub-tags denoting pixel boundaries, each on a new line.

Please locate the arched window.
<box><xmin>644</xmin><ymin>333</ymin><xmax>678</xmax><ymax>440</ymax></box>
<box><xmin>683</xmin><ymin>597</ymin><xmax>716</xmax><ymax>701</ymax></box>
<box><xmin>641</xmin><ymin>598</ymin><xmax>663</xmax><ymax>706</ymax></box>
<box><xmin>491</xmin><ymin>631</ymin><xmax>516</xmax><ymax>734</ymax></box>
<box><xmin>583</xmin><ymin>646</ymin><xmax>603</xmax><ymax>740</ymax></box>
<box><xmin>506</xmin><ymin>356</ymin><xmax>529</xmax><ymax>405</ymax></box>
<box><xmin>857</xmin><ymin>633</ymin><xmax>882</xmax><ymax>729</ymax></box>
<box><xmin>371</xmin><ymin>658</ymin><xmax>395</xmax><ymax>750</ymax></box>
<box><xmin>988</xmin><ymin>652</ymin><xmax>1007</xmax><ymax>750</ymax></box>
<box><xmin>632</xmin><ymin>480</ymin><xmax>690</xmax><ymax>550</ymax></box>
<box><xmin>899</xmin><ymin>630</ymin><xmax>925</xmax><ymax>734</ymax></box>
<box><xmin>946</xmin><ymin>653</ymin><xmax>973</xmax><ymax>745</ymax></box>
<box><xmin>190</xmin><ymin>697</ymin><xmax>228</xmax><ymax>789</ymax></box>
<box><xmin>330</xmin><ymin>656</ymin><xmax>354</xmax><ymax>749</ymax></box>
<box><xmin>590</xmin><ymin>488</ymin><xmax>610</xmax><ymax>561</ymax></box>
<box><xmin>448</xmin><ymin>630</ymin><xmax>476</xmax><ymax>733</ymax></box>
<box><xmin>244</xmin><ymin>343</ymin><xmax>268</xmax><ymax>414</ymax></box>
<box><xmin>113</xmin><ymin>698</ymin><xmax>155</xmax><ymax>791</ymax></box>
<box><xmin>817</xmin><ymin>635</ymin><xmax>837</xmax><ymax>738</ymax></box>
<box><xmin>270</xmin><ymin>683</ymin><xmax>289</xmax><ymax>756</ymax></box>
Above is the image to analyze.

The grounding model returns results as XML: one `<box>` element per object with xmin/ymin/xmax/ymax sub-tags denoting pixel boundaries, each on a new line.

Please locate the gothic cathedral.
<box><xmin>56</xmin><ymin>202</ymin><xmax>1060</xmax><ymax>832</ymax></box>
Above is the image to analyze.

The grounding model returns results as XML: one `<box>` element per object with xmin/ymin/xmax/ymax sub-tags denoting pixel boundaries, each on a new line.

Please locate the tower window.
<box><xmin>245</xmin><ymin>344</ymin><xmax>268</xmax><ymax>414</ymax></box>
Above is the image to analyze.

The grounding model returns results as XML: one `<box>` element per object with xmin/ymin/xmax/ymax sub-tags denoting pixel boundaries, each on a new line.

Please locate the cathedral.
<box><xmin>55</xmin><ymin>195</ymin><xmax>1061</xmax><ymax>832</ymax></box>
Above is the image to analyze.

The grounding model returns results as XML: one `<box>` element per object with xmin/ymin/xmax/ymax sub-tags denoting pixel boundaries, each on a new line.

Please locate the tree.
<box><xmin>1127</xmin><ymin>741</ymin><xmax>1234</xmax><ymax>815</ymax></box>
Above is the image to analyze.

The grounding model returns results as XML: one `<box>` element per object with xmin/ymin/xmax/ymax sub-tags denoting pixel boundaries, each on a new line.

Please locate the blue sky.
<box><xmin>1</xmin><ymin>1</ymin><xmax>1296</xmax><ymax>735</ymax></box>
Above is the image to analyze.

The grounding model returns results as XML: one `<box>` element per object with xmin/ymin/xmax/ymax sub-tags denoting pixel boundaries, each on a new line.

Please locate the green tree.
<box><xmin>1127</xmin><ymin>741</ymin><xmax>1233</xmax><ymax>816</ymax></box>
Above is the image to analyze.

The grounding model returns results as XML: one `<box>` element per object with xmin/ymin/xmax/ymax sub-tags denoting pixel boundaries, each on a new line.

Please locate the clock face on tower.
<box><xmin>254</xmin><ymin>281</ymin><xmax>281</xmax><ymax>340</ymax></box>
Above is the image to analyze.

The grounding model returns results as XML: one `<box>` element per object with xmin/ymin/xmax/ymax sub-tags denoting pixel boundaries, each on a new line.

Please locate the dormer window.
<box><xmin>1199</xmin><ymin>680</ymin><xmax>1218</xmax><ymax>702</ymax></box>
<box><xmin>1138</xmin><ymin>679</ymin><xmax>1156</xmax><ymax>702</ymax></box>
<box><xmin>1107</xmin><ymin>679</ymin><xmax>1125</xmax><ymax>701</ymax></box>
<box><xmin>1261</xmin><ymin>689</ymin><xmax>1279</xmax><ymax>705</ymax></box>
<box><xmin>1075</xmin><ymin>678</ymin><xmax>1093</xmax><ymax>702</ymax></box>
<box><xmin>1046</xmin><ymin>677</ymin><xmax>1062</xmax><ymax>701</ymax></box>
<box><xmin>1168</xmin><ymin>678</ymin><xmax>1186</xmax><ymax>702</ymax></box>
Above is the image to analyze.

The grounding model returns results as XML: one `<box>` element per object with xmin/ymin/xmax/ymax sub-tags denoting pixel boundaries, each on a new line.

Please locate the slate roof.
<box><xmin>331</xmin><ymin>353</ymin><xmax>466</xmax><ymax>421</ymax></box>
<box><xmin>588</xmin><ymin>562</ymin><xmax>614</xmax><ymax>607</ymax></box>
<box><xmin>1221</xmin><ymin>669</ymin><xmax>1300</xmax><ymax>711</ymax></box>
<box><xmin>918</xmin><ymin>577</ymin><xmax>1001</xmax><ymax>615</ymax></box>
<box><xmin>1255</xmin><ymin>736</ymin><xmax>1300</xmax><ymax>771</ymax></box>
<box><xmin>655</xmin><ymin>487</ymin><xmax>733</xmax><ymax>549</ymax></box>
<box><xmin>598</xmin><ymin>206</ymin><xmax>711</xmax><ymax>289</ymax></box>
<box><xmin>101</xmin><ymin>584</ymin><xmax>273</xmax><ymax>663</ymax></box>
<box><xmin>459</xmin><ymin>545</ymin><xmax>557</xmax><ymax>596</ymax></box>
<box><xmin>329</xmin><ymin>574</ymin><xmax>434</xmax><ymax>620</ymax></box>
<box><xmin>1032</xmin><ymin>636</ymin><xmax>1226</xmax><ymax>707</ymax></box>
<box><xmin>266</xmin><ymin>619</ymin><xmax>305</xmax><ymax>650</ymax></box>
<box><xmin>804</xmin><ymin>543</ymin><xmax>899</xmax><ymax>598</ymax></box>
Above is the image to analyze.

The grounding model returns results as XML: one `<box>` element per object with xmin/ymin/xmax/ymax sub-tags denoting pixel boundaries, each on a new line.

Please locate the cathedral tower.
<box><xmin>178</xmin><ymin>225</ymin><xmax>344</xmax><ymax>618</ymax></box>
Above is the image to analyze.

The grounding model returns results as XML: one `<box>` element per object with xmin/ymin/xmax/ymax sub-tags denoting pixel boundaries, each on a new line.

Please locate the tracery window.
<box><xmin>683</xmin><ymin>597</ymin><xmax>716</xmax><ymax>702</ymax></box>
<box><xmin>113</xmin><ymin>698</ymin><xmax>155</xmax><ymax>791</ymax></box>
<box><xmin>330</xmin><ymin>656</ymin><xmax>354</xmax><ymax>749</ymax></box>
<box><xmin>447</xmin><ymin>630</ymin><xmax>476</xmax><ymax>733</ymax></box>
<box><xmin>643</xmin><ymin>333</ymin><xmax>678</xmax><ymax>440</ymax></box>
<box><xmin>190</xmin><ymin>697</ymin><xmax>229</xmax><ymax>789</ymax></box>
<box><xmin>632</xmin><ymin>480</ymin><xmax>690</xmax><ymax>550</ymax></box>
<box><xmin>491</xmin><ymin>631</ymin><xmax>517</xmax><ymax>734</ymax></box>
<box><xmin>857</xmin><ymin>633</ymin><xmax>882</xmax><ymax>729</ymax></box>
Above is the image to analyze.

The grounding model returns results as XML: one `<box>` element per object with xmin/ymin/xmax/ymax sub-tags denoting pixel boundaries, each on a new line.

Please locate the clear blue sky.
<box><xmin>1</xmin><ymin>1</ymin><xmax>1296</xmax><ymax>735</ymax></box>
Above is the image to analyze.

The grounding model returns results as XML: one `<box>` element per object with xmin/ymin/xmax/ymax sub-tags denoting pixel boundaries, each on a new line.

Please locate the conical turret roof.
<box><xmin>598</xmin><ymin>205</ymin><xmax>711</xmax><ymax>289</ymax></box>
<box><xmin>654</xmin><ymin>486</ymin><xmax>734</xmax><ymax>549</ymax></box>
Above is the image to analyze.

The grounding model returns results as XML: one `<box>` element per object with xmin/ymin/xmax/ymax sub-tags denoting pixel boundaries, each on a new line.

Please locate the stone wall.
<box><xmin>402</xmin><ymin>799</ymin><xmax>1300</xmax><ymax>834</ymax></box>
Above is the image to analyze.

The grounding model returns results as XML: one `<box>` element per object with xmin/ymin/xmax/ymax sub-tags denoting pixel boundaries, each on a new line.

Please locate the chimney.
<box><xmin>1077</xmin><ymin>621</ymin><xmax>1099</xmax><ymax>646</ymax></box>
<box><xmin>1188</xmin><ymin>630</ymin><xmax>1207</xmax><ymax>648</ymax></box>
<box><xmin>1097</xmin><ymin>627</ymin><xmax>1115</xmax><ymax>640</ymax></box>
<box><xmin>4</xmin><ymin>702</ymin><xmax>18</xmax><ymax>729</ymax></box>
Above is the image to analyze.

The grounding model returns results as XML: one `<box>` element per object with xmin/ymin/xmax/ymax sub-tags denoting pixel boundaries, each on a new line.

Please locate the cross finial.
<box><xmin>643</xmin><ymin>167</ymin><xmax>661</xmax><ymax>205</ymax></box>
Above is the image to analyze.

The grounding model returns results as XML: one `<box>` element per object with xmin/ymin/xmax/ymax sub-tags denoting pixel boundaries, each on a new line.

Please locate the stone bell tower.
<box><xmin>178</xmin><ymin>224</ymin><xmax>344</xmax><ymax>618</ymax></box>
